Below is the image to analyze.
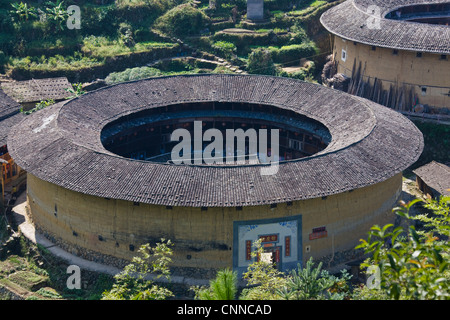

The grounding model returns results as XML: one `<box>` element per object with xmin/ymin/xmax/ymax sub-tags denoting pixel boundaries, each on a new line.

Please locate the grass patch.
<box><xmin>8</xmin><ymin>270</ymin><xmax>48</xmax><ymax>291</ymax></box>
<box><xmin>8</xmin><ymin>52</ymin><xmax>102</xmax><ymax>72</ymax></box>
<box><xmin>288</xmin><ymin>0</ymin><xmax>328</xmax><ymax>16</ymax></box>
<box><xmin>0</xmin><ymin>255</ymin><xmax>27</xmax><ymax>274</ymax></box>
<box><xmin>0</xmin><ymin>278</ymin><xmax>30</xmax><ymax>297</ymax></box>
<box><xmin>35</xmin><ymin>287</ymin><xmax>63</xmax><ymax>299</ymax></box>
<box><xmin>81</xmin><ymin>35</ymin><xmax>175</xmax><ymax>58</ymax></box>
<box><xmin>0</xmin><ymin>234</ymin><xmax>115</xmax><ymax>300</ymax></box>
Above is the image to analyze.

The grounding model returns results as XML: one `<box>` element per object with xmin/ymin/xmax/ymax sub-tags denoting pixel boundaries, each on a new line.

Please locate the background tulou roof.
<box><xmin>320</xmin><ymin>0</ymin><xmax>450</xmax><ymax>54</ymax></box>
<box><xmin>8</xmin><ymin>74</ymin><xmax>424</xmax><ymax>207</ymax></box>
<box><xmin>0</xmin><ymin>88</ymin><xmax>24</xmax><ymax>147</ymax></box>
<box><xmin>413</xmin><ymin>161</ymin><xmax>450</xmax><ymax>196</ymax></box>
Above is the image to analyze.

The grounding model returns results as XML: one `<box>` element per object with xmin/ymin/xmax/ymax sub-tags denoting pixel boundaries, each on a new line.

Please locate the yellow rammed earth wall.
<box><xmin>333</xmin><ymin>36</ymin><xmax>450</xmax><ymax>109</ymax></box>
<box><xmin>26</xmin><ymin>172</ymin><xmax>402</xmax><ymax>276</ymax></box>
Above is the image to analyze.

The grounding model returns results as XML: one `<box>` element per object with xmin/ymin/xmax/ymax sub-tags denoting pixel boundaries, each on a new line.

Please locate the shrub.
<box><xmin>154</xmin><ymin>4</ymin><xmax>209</xmax><ymax>37</ymax></box>
<box><xmin>268</xmin><ymin>42</ymin><xmax>318</xmax><ymax>65</ymax></box>
<box><xmin>118</xmin><ymin>22</ymin><xmax>135</xmax><ymax>47</ymax></box>
<box><xmin>0</xmin><ymin>50</ymin><xmax>6</xmax><ymax>66</ymax></box>
<box><xmin>192</xmin><ymin>269</ymin><xmax>238</xmax><ymax>300</ymax></box>
<box><xmin>21</xmin><ymin>99</ymin><xmax>55</xmax><ymax>115</ymax></box>
<box><xmin>213</xmin><ymin>30</ymin><xmax>272</xmax><ymax>49</ymax></box>
<box><xmin>102</xmin><ymin>240</ymin><xmax>174</xmax><ymax>300</ymax></box>
<box><xmin>356</xmin><ymin>197</ymin><xmax>450</xmax><ymax>300</ymax></box>
<box><xmin>247</xmin><ymin>47</ymin><xmax>276</xmax><ymax>76</ymax></box>
<box><xmin>212</xmin><ymin>40</ymin><xmax>236</xmax><ymax>58</ymax></box>
<box><xmin>105</xmin><ymin>66</ymin><xmax>162</xmax><ymax>84</ymax></box>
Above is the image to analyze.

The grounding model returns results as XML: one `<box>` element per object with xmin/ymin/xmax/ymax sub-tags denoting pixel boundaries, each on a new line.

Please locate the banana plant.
<box><xmin>45</xmin><ymin>0</ymin><xmax>68</xmax><ymax>30</ymax></box>
<box><xmin>10</xmin><ymin>2</ymin><xmax>38</xmax><ymax>22</ymax></box>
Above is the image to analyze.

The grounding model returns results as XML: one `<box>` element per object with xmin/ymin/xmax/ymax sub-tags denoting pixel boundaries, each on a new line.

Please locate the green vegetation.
<box><xmin>193</xmin><ymin>239</ymin><xmax>353</xmax><ymax>300</ymax></box>
<box><xmin>0</xmin><ymin>240</ymin><xmax>114</xmax><ymax>300</ymax></box>
<box><xmin>3</xmin><ymin>0</ymin><xmax>447</xmax><ymax>302</ymax></box>
<box><xmin>0</xmin><ymin>218</ymin><xmax>8</xmax><ymax>245</ymax></box>
<box><xmin>105</xmin><ymin>66</ymin><xmax>162</xmax><ymax>84</ymax></box>
<box><xmin>211</xmin><ymin>40</ymin><xmax>236</xmax><ymax>58</ymax></box>
<box><xmin>20</xmin><ymin>99</ymin><xmax>55</xmax><ymax>115</ymax></box>
<box><xmin>356</xmin><ymin>197</ymin><xmax>450</xmax><ymax>300</ymax></box>
<box><xmin>65</xmin><ymin>82</ymin><xmax>85</xmax><ymax>98</ymax></box>
<box><xmin>81</xmin><ymin>35</ymin><xmax>174</xmax><ymax>58</ymax></box>
<box><xmin>192</xmin><ymin>268</ymin><xmax>238</xmax><ymax>300</ymax></box>
<box><xmin>102</xmin><ymin>239</ymin><xmax>174</xmax><ymax>300</ymax></box>
<box><xmin>0</xmin><ymin>0</ymin><xmax>336</xmax><ymax>83</ymax></box>
<box><xmin>1</xmin><ymin>195</ymin><xmax>448</xmax><ymax>300</ymax></box>
<box><xmin>247</xmin><ymin>47</ymin><xmax>277</xmax><ymax>75</ymax></box>
<box><xmin>104</xmin><ymin>60</ymin><xmax>210</xmax><ymax>84</ymax></box>
<box><xmin>191</xmin><ymin>196</ymin><xmax>449</xmax><ymax>301</ymax></box>
<box><xmin>154</xmin><ymin>3</ymin><xmax>209</xmax><ymax>37</ymax></box>
<box><xmin>411</xmin><ymin>121</ymin><xmax>450</xmax><ymax>170</ymax></box>
<box><xmin>0</xmin><ymin>0</ymin><xmax>180</xmax><ymax>81</ymax></box>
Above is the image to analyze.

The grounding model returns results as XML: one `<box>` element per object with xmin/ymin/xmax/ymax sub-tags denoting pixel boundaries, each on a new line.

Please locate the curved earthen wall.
<box><xmin>26</xmin><ymin>172</ymin><xmax>403</xmax><ymax>278</ymax></box>
<box><xmin>333</xmin><ymin>35</ymin><xmax>450</xmax><ymax>109</ymax></box>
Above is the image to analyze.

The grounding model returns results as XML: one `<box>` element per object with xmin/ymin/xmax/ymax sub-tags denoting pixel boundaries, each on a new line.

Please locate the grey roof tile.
<box><xmin>320</xmin><ymin>0</ymin><xmax>450</xmax><ymax>54</ymax></box>
<box><xmin>8</xmin><ymin>74</ymin><xmax>424</xmax><ymax>207</ymax></box>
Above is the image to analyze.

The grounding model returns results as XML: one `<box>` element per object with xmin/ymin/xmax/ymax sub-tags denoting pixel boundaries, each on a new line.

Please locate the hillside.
<box><xmin>0</xmin><ymin>0</ymin><xmax>342</xmax><ymax>84</ymax></box>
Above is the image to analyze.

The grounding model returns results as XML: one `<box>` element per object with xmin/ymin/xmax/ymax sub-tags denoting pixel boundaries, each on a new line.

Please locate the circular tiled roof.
<box><xmin>8</xmin><ymin>74</ymin><xmax>423</xmax><ymax>207</ymax></box>
<box><xmin>320</xmin><ymin>0</ymin><xmax>450</xmax><ymax>54</ymax></box>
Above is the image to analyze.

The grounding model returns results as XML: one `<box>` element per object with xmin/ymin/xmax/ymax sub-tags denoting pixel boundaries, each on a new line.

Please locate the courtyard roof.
<box><xmin>414</xmin><ymin>161</ymin><xmax>450</xmax><ymax>197</ymax></box>
<box><xmin>320</xmin><ymin>0</ymin><xmax>450</xmax><ymax>54</ymax></box>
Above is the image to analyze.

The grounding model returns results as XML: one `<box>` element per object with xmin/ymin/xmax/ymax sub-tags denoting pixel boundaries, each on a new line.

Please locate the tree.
<box><xmin>154</xmin><ymin>4</ymin><xmax>209</xmax><ymax>37</ymax></box>
<box><xmin>102</xmin><ymin>239</ymin><xmax>174</xmax><ymax>300</ymax></box>
<box><xmin>45</xmin><ymin>0</ymin><xmax>69</xmax><ymax>31</ymax></box>
<box><xmin>239</xmin><ymin>239</ymin><xmax>352</xmax><ymax>300</ymax></box>
<box><xmin>278</xmin><ymin>258</ymin><xmax>352</xmax><ymax>300</ymax></box>
<box><xmin>239</xmin><ymin>239</ymin><xmax>288</xmax><ymax>300</ymax></box>
<box><xmin>192</xmin><ymin>269</ymin><xmax>238</xmax><ymax>300</ymax></box>
<box><xmin>247</xmin><ymin>48</ymin><xmax>277</xmax><ymax>76</ymax></box>
<box><xmin>356</xmin><ymin>197</ymin><xmax>450</xmax><ymax>300</ymax></box>
<box><xmin>10</xmin><ymin>2</ymin><xmax>38</xmax><ymax>22</ymax></box>
<box><xmin>65</xmin><ymin>83</ymin><xmax>85</xmax><ymax>99</ymax></box>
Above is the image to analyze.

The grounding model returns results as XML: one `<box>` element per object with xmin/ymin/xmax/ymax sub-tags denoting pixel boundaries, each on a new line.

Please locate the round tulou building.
<box><xmin>8</xmin><ymin>74</ymin><xmax>423</xmax><ymax>279</ymax></box>
<box><xmin>320</xmin><ymin>0</ymin><xmax>450</xmax><ymax>112</ymax></box>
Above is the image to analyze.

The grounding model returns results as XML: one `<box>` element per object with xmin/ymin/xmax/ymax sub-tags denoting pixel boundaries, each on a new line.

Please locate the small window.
<box><xmin>440</xmin><ymin>54</ymin><xmax>447</xmax><ymax>60</ymax></box>
<box><xmin>416</xmin><ymin>52</ymin><xmax>423</xmax><ymax>58</ymax></box>
<box><xmin>421</xmin><ymin>87</ymin><xmax>427</xmax><ymax>96</ymax></box>
<box><xmin>371</xmin><ymin>46</ymin><xmax>376</xmax><ymax>51</ymax></box>
<box><xmin>289</xmin><ymin>139</ymin><xmax>303</xmax><ymax>151</ymax></box>
<box><xmin>341</xmin><ymin>49</ymin><xmax>347</xmax><ymax>62</ymax></box>
<box><xmin>393</xmin><ymin>49</ymin><xmax>399</xmax><ymax>55</ymax></box>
